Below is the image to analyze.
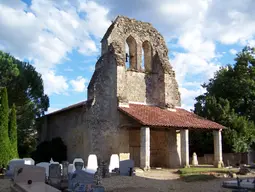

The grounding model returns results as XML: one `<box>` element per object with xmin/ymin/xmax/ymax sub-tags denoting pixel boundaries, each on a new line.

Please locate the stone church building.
<box><xmin>37</xmin><ymin>16</ymin><xmax>225</xmax><ymax>169</ymax></box>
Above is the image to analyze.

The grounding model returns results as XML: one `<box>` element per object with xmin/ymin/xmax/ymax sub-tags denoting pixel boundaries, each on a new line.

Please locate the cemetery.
<box><xmin>1</xmin><ymin>14</ymin><xmax>255</xmax><ymax>192</ymax></box>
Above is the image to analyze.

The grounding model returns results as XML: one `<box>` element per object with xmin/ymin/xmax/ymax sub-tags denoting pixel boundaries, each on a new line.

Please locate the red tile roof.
<box><xmin>118</xmin><ymin>104</ymin><xmax>225</xmax><ymax>130</ymax></box>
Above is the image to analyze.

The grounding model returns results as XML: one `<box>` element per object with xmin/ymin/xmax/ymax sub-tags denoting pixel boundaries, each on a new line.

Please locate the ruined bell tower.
<box><xmin>100</xmin><ymin>16</ymin><xmax>181</xmax><ymax>108</ymax></box>
<box><xmin>86</xmin><ymin>16</ymin><xmax>181</xmax><ymax>161</ymax></box>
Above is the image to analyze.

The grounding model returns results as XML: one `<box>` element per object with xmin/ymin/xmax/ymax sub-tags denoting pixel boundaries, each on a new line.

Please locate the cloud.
<box><xmin>70</xmin><ymin>76</ymin><xmax>88</xmax><ymax>92</ymax></box>
<box><xmin>0</xmin><ymin>0</ymin><xmax>110</xmax><ymax>96</ymax></box>
<box><xmin>42</xmin><ymin>70</ymin><xmax>69</xmax><ymax>95</ymax></box>
<box><xmin>229</xmin><ymin>49</ymin><xmax>238</xmax><ymax>55</ymax></box>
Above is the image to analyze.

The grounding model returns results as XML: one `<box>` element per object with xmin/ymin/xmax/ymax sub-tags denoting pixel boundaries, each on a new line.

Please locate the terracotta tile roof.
<box><xmin>118</xmin><ymin>104</ymin><xmax>225</xmax><ymax>130</ymax></box>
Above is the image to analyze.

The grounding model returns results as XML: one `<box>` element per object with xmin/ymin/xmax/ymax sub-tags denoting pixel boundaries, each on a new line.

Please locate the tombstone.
<box><xmin>68</xmin><ymin>169</ymin><xmax>95</xmax><ymax>192</ymax></box>
<box><xmin>11</xmin><ymin>164</ymin><xmax>61</xmax><ymax>192</ymax></box>
<box><xmin>62</xmin><ymin>161</ymin><xmax>69</xmax><ymax>180</ymax></box>
<box><xmin>68</xmin><ymin>164</ymin><xmax>75</xmax><ymax>174</ymax></box>
<box><xmin>48</xmin><ymin>163</ymin><xmax>61</xmax><ymax>189</ymax></box>
<box><xmin>36</xmin><ymin>162</ymin><xmax>50</xmax><ymax>179</ymax></box>
<box><xmin>109</xmin><ymin>154</ymin><xmax>120</xmax><ymax>173</ymax></box>
<box><xmin>192</xmin><ymin>152</ymin><xmax>198</xmax><ymax>166</ymax></box>
<box><xmin>23</xmin><ymin>158</ymin><xmax>35</xmax><ymax>165</ymax></box>
<box><xmin>13</xmin><ymin>164</ymin><xmax>45</xmax><ymax>183</ymax></box>
<box><xmin>5</xmin><ymin>159</ymin><xmax>25</xmax><ymax>179</ymax></box>
<box><xmin>72</xmin><ymin>158</ymin><xmax>85</xmax><ymax>173</ymax></box>
<box><xmin>85</xmin><ymin>154</ymin><xmax>98</xmax><ymax>174</ymax></box>
<box><xmin>119</xmin><ymin>160</ymin><xmax>134</xmax><ymax>176</ymax></box>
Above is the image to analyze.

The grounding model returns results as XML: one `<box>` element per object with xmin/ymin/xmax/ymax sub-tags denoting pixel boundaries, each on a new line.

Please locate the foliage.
<box><xmin>193</xmin><ymin>46</ymin><xmax>255</xmax><ymax>153</ymax></box>
<box><xmin>31</xmin><ymin>137</ymin><xmax>67</xmax><ymax>164</ymax></box>
<box><xmin>0</xmin><ymin>51</ymin><xmax>49</xmax><ymax>157</ymax></box>
<box><xmin>0</xmin><ymin>51</ymin><xmax>19</xmax><ymax>87</ymax></box>
<box><xmin>9</xmin><ymin>104</ymin><xmax>18</xmax><ymax>159</ymax></box>
<box><xmin>0</xmin><ymin>88</ymin><xmax>11</xmax><ymax>166</ymax></box>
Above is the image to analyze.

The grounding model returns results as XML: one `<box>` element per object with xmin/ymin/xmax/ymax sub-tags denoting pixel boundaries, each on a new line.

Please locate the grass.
<box><xmin>178</xmin><ymin>167</ymin><xmax>238</xmax><ymax>175</ymax></box>
<box><xmin>181</xmin><ymin>174</ymin><xmax>216</xmax><ymax>182</ymax></box>
<box><xmin>178</xmin><ymin>167</ymin><xmax>239</xmax><ymax>182</ymax></box>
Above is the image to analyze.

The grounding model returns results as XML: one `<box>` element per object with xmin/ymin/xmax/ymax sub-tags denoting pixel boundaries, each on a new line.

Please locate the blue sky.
<box><xmin>0</xmin><ymin>0</ymin><xmax>255</xmax><ymax>113</ymax></box>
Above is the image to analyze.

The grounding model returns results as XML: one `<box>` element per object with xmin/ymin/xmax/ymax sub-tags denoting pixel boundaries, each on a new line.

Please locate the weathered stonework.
<box><xmin>38</xmin><ymin>16</ymin><xmax>183</xmax><ymax>168</ymax></box>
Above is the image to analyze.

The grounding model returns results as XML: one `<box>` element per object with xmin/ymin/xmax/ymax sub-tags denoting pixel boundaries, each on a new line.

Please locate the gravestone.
<box><xmin>192</xmin><ymin>152</ymin><xmax>198</xmax><ymax>166</ymax></box>
<box><xmin>68</xmin><ymin>169</ymin><xmax>95</xmax><ymax>192</ymax></box>
<box><xmin>36</xmin><ymin>162</ymin><xmax>50</xmax><ymax>179</ymax></box>
<box><xmin>109</xmin><ymin>154</ymin><xmax>119</xmax><ymax>173</ymax></box>
<box><xmin>68</xmin><ymin>164</ymin><xmax>74</xmax><ymax>174</ymax></box>
<box><xmin>11</xmin><ymin>164</ymin><xmax>61</xmax><ymax>192</ymax></box>
<box><xmin>62</xmin><ymin>161</ymin><xmax>69</xmax><ymax>180</ymax></box>
<box><xmin>85</xmin><ymin>154</ymin><xmax>98</xmax><ymax>174</ymax></box>
<box><xmin>119</xmin><ymin>160</ymin><xmax>134</xmax><ymax>176</ymax></box>
<box><xmin>13</xmin><ymin>164</ymin><xmax>45</xmax><ymax>183</ymax></box>
<box><xmin>5</xmin><ymin>159</ymin><xmax>25</xmax><ymax>179</ymax></box>
<box><xmin>48</xmin><ymin>163</ymin><xmax>61</xmax><ymax>189</ymax></box>
<box><xmin>73</xmin><ymin>158</ymin><xmax>85</xmax><ymax>172</ymax></box>
<box><xmin>23</xmin><ymin>158</ymin><xmax>35</xmax><ymax>165</ymax></box>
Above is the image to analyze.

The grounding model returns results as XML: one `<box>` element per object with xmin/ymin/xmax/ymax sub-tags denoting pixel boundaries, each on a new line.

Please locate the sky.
<box><xmin>0</xmin><ymin>0</ymin><xmax>255</xmax><ymax>113</ymax></box>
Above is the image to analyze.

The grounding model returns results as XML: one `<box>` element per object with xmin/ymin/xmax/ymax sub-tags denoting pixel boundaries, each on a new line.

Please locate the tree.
<box><xmin>0</xmin><ymin>88</ymin><xmax>11</xmax><ymax>166</ymax></box>
<box><xmin>0</xmin><ymin>51</ymin><xmax>49</xmax><ymax>157</ymax></box>
<box><xmin>193</xmin><ymin>46</ymin><xmax>255</xmax><ymax>153</ymax></box>
<box><xmin>0</xmin><ymin>51</ymin><xmax>19</xmax><ymax>87</ymax></box>
<box><xmin>9</xmin><ymin>104</ymin><xmax>18</xmax><ymax>159</ymax></box>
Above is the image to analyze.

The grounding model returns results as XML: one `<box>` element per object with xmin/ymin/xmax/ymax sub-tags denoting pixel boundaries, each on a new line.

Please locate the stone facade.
<box><xmin>37</xmin><ymin>16</ymin><xmax>223</xmax><ymax>169</ymax></box>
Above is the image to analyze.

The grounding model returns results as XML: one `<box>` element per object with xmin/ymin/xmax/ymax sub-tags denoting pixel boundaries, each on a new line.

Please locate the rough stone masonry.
<box><xmin>38</xmin><ymin>15</ymin><xmax>224</xmax><ymax>169</ymax></box>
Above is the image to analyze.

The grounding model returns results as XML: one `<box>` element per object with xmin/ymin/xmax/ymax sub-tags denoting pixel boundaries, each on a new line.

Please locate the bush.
<box><xmin>0</xmin><ymin>88</ymin><xmax>11</xmax><ymax>167</ymax></box>
<box><xmin>9</xmin><ymin>104</ymin><xmax>18</xmax><ymax>159</ymax></box>
<box><xmin>31</xmin><ymin>137</ymin><xmax>67</xmax><ymax>164</ymax></box>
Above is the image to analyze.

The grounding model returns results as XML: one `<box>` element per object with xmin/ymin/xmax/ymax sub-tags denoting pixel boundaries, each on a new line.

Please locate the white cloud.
<box><xmin>0</xmin><ymin>0</ymin><xmax>110</xmax><ymax>96</ymax></box>
<box><xmin>229</xmin><ymin>49</ymin><xmax>237</xmax><ymax>55</ymax></box>
<box><xmin>70</xmin><ymin>76</ymin><xmax>88</xmax><ymax>92</ymax></box>
<box><xmin>42</xmin><ymin>70</ymin><xmax>69</xmax><ymax>95</ymax></box>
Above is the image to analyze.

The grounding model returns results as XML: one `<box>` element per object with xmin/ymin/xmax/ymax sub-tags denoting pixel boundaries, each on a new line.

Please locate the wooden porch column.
<box><xmin>140</xmin><ymin>126</ymin><xmax>150</xmax><ymax>170</ymax></box>
<box><xmin>213</xmin><ymin>129</ymin><xmax>224</xmax><ymax>168</ymax></box>
<box><xmin>181</xmin><ymin>129</ymin><xmax>189</xmax><ymax>167</ymax></box>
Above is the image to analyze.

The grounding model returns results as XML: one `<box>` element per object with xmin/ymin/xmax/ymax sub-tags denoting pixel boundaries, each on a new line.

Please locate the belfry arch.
<box><xmin>126</xmin><ymin>35</ymin><xmax>137</xmax><ymax>70</ymax></box>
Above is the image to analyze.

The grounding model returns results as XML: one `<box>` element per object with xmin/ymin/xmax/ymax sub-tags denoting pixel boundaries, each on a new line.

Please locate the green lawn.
<box><xmin>178</xmin><ymin>167</ymin><xmax>239</xmax><ymax>182</ymax></box>
<box><xmin>178</xmin><ymin>167</ymin><xmax>238</xmax><ymax>175</ymax></box>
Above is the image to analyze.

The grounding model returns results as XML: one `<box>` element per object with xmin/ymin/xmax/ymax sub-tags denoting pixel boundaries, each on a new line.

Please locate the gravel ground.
<box><xmin>0</xmin><ymin>170</ymin><xmax>235</xmax><ymax>192</ymax></box>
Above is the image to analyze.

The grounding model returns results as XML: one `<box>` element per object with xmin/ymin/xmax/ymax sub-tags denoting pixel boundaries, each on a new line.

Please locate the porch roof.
<box><xmin>118</xmin><ymin>104</ymin><xmax>225</xmax><ymax>130</ymax></box>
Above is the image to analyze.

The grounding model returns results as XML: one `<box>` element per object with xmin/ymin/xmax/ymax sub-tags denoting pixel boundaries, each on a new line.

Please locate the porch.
<box><xmin>118</xmin><ymin>103</ymin><xmax>225</xmax><ymax>169</ymax></box>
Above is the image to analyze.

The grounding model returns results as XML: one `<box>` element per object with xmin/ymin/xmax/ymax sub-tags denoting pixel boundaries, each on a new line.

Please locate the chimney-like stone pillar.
<box><xmin>213</xmin><ymin>129</ymin><xmax>223</xmax><ymax>168</ymax></box>
<box><xmin>140</xmin><ymin>127</ymin><xmax>150</xmax><ymax>170</ymax></box>
<box><xmin>180</xmin><ymin>129</ymin><xmax>189</xmax><ymax>167</ymax></box>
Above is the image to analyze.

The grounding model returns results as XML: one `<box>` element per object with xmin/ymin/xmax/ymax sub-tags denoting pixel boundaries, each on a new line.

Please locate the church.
<box><xmin>37</xmin><ymin>16</ymin><xmax>225</xmax><ymax>169</ymax></box>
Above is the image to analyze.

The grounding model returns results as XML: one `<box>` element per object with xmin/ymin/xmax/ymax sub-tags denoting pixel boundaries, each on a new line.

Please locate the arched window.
<box><xmin>142</xmin><ymin>41</ymin><xmax>152</xmax><ymax>72</ymax></box>
<box><xmin>126</xmin><ymin>36</ymin><xmax>137</xmax><ymax>70</ymax></box>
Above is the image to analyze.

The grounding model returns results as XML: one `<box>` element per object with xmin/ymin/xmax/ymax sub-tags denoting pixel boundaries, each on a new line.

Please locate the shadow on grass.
<box><xmin>181</xmin><ymin>174</ymin><xmax>216</xmax><ymax>182</ymax></box>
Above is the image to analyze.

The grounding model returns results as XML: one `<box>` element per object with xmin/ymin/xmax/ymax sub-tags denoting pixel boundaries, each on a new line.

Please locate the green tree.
<box><xmin>0</xmin><ymin>51</ymin><xmax>49</xmax><ymax>157</ymax></box>
<box><xmin>193</xmin><ymin>46</ymin><xmax>255</xmax><ymax>153</ymax></box>
<box><xmin>0</xmin><ymin>51</ymin><xmax>19</xmax><ymax>87</ymax></box>
<box><xmin>9</xmin><ymin>104</ymin><xmax>18</xmax><ymax>159</ymax></box>
<box><xmin>0</xmin><ymin>88</ymin><xmax>11</xmax><ymax>166</ymax></box>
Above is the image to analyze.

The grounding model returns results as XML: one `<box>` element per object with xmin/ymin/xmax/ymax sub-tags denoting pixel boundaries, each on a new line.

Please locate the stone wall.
<box><xmin>38</xmin><ymin>106</ymin><xmax>88</xmax><ymax>163</ymax></box>
<box><xmin>195</xmin><ymin>153</ymin><xmax>249</xmax><ymax>166</ymax></box>
<box><xmin>102</xmin><ymin>16</ymin><xmax>181</xmax><ymax>108</ymax></box>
